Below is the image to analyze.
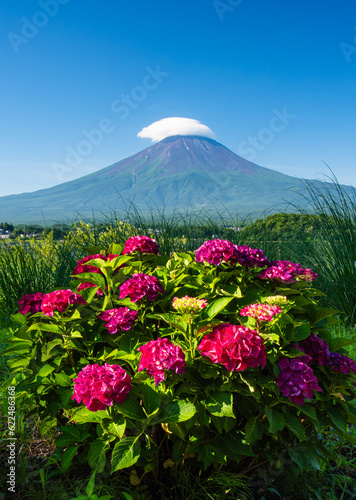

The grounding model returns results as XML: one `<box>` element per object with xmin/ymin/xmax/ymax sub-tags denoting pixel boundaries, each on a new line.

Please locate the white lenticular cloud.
<box><xmin>137</xmin><ymin>117</ymin><xmax>216</xmax><ymax>142</ymax></box>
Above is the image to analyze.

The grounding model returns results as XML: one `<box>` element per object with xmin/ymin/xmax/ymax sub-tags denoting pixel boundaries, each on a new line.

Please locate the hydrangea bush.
<box><xmin>3</xmin><ymin>237</ymin><xmax>356</xmax><ymax>482</ymax></box>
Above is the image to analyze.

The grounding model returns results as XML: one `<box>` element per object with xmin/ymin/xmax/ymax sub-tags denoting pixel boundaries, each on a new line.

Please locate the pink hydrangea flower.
<box><xmin>172</xmin><ymin>296</ymin><xmax>208</xmax><ymax>315</ymax></box>
<box><xmin>138</xmin><ymin>338</ymin><xmax>186</xmax><ymax>385</ymax></box>
<box><xmin>98</xmin><ymin>307</ymin><xmax>138</xmax><ymax>334</ymax></box>
<box><xmin>41</xmin><ymin>289</ymin><xmax>86</xmax><ymax>317</ymax></box>
<box><xmin>119</xmin><ymin>273</ymin><xmax>164</xmax><ymax>302</ymax></box>
<box><xmin>276</xmin><ymin>357</ymin><xmax>322</xmax><ymax>406</ymax></box>
<box><xmin>327</xmin><ymin>352</ymin><xmax>356</xmax><ymax>375</ymax></box>
<box><xmin>197</xmin><ymin>323</ymin><xmax>266</xmax><ymax>372</ymax></box>
<box><xmin>298</xmin><ymin>333</ymin><xmax>330</xmax><ymax>366</ymax></box>
<box><xmin>240</xmin><ymin>303</ymin><xmax>282</xmax><ymax>322</ymax></box>
<box><xmin>122</xmin><ymin>235</ymin><xmax>159</xmax><ymax>255</ymax></box>
<box><xmin>235</xmin><ymin>245</ymin><xmax>268</xmax><ymax>268</ymax></box>
<box><xmin>77</xmin><ymin>282</ymin><xmax>104</xmax><ymax>296</ymax></box>
<box><xmin>195</xmin><ymin>239</ymin><xmax>239</xmax><ymax>266</ymax></box>
<box><xmin>18</xmin><ymin>292</ymin><xmax>44</xmax><ymax>315</ymax></box>
<box><xmin>72</xmin><ymin>363</ymin><xmax>132</xmax><ymax>411</ymax></box>
<box><xmin>258</xmin><ymin>260</ymin><xmax>317</xmax><ymax>284</ymax></box>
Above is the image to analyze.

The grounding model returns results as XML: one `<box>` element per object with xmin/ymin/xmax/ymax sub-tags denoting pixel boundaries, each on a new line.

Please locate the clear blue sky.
<box><xmin>1</xmin><ymin>0</ymin><xmax>356</xmax><ymax>196</ymax></box>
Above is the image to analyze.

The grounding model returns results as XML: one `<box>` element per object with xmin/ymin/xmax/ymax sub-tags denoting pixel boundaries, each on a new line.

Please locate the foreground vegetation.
<box><xmin>1</xmin><ymin>177</ymin><xmax>356</xmax><ymax>499</ymax></box>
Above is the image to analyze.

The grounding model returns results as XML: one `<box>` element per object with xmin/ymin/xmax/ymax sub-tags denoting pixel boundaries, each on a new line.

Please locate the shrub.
<box><xmin>2</xmin><ymin>236</ymin><xmax>356</xmax><ymax>484</ymax></box>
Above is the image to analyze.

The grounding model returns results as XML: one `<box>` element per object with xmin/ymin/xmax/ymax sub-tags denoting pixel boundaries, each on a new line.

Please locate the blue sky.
<box><xmin>1</xmin><ymin>0</ymin><xmax>356</xmax><ymax>196</ymax></box>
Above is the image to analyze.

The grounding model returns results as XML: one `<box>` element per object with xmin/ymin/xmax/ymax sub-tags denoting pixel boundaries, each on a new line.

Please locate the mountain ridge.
<box><xmin>0</xmin><ymin>135</ymin><xmax>345</xmax><ymax>223</ymax></box>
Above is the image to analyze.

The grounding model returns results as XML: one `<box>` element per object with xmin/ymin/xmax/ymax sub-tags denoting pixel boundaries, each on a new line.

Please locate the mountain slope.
<box><xmin>0</xmin><ymin>135</ymin><xmax>330</xmax><ymax>223</ymax></box>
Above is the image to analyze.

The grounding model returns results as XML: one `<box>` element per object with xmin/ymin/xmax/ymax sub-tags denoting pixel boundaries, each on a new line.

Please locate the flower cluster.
<box><xmin>198</xmin><ymin>324</ymin><xmax>266</xmax><ymax>372</ymax></box>
<box><xmin>98</xmin><ymin>307</ymin><xmax>138</xmax><ymax>334</ymax></box>
<box><xmin>276</xmin><ymin>357</ymin><xmax>322</xmax><ymax>406</ymax></box>
<box><xmin>258</xmin><ymin>260</ymin><xmax>318</xmax><ymax>284</ymax></box>
<box><xmin>172</xmin><ymin>296</ymin><xmax>208</xmax><ymax>315</ymax></box>
<box><xmin>19</xmin><ymin>292</ymin><xmax>44</xmax><ymax>315</ymax></box>
<box><xmin>72</xmin><ymin>363</ymin><xmax>132</xmax><ymax>411</ymax></box>
<box><xmin>298</xmin><ymin>333</ymin><xmax>331</xmax><ymax>366</ymax></box>
<box><xmin>119</xmin><ymin>273</ymin><xmax>164</xmax><ymax>302</ymax></box>
<box><xmin>235</xmin><ymin>245</ymin><xmax>268</xmax><ymax>268</ymax></box>
<box><xmin>122</xmin><ymin>235</ymin><xmax>159</xmax><ymax>255</ymax></box>
<box><xmin>240</xmin><ymin>303</ymin><xmax>282</xmax><ymax>322</ymax></box>
<box><xmin>138</xmin><ymin>338</ymin><xmax>186</xmax><ymax>385</ymax></box>
<box><xmin>327</xmin><ymin>352</ymin><xmax>356</xmax><ymax>375</ymax></box>
<box><xmin>195</xmin><ymin>239</ymin><xmax>239</xmax><ymax>266</ymax></box>
<box><xmin>264</xmin><ymin>295</ymin><xmax>288</xmax><ymax>306</ymax></box>
<box><xmin>41</xmin><ymin>289</ymin><xmax>86</xmax><ymax>317</ymax></box>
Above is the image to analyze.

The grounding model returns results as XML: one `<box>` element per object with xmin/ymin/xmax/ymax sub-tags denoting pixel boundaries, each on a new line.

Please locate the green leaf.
<box><xmin>105</xmin><ymin>418</ymin><xmax>126</xmax><ymax>438</ymax></box>
<box><xmin>288</xmin><ymin>445</ymin><xmax>306</xmax><ymax>469</ymax></box>
<box><xmin>245</xmin><ymin>417</ymin><xmax>263</xmax><ymax>443</ymax></box>
<box><xmin>284</xmin><ymin>414</ymin><xmax>305</xmax><ymax>440</ymax></box>
<box><xmin>292</xmin><ymin>323</ymin><xmax>311</xmax><ymax>341</ymax></box>
<box><xmin>88</xmin><ymin>438</ymin><xmax>111</xmax><ymax>473</ymax></box>
<box><xmin>47</xmin><ymin>339</ymin><xmax>63</xmax><ymax>355</ymax></box>
<box><xmin>298</xmin><ymin>403</ymin><xmax>318</xmax><ymax>422</ymax></box>
<box><xmin>205</xmin><ymin>392</ymin><xmax>234</xmax><ymax>418</ymax></box>
<box><xmin>70</xmin><ymin>407</ymin><xmax>108</xmax><ymax>424</ymax></box>
<box><xmin>86</xmin><ymin>471</ymin><xmax>96</xmax><ymax>497</ymax></box>
<box><xmin>55</xmin><ymin>372</ymin><xmax>73</xmax><ymax>387</ymax></box>
<box><xmin>142</xmin><ymin>385</ymin><xmax>161</xmax><ymax>416</ymax></box>
<box><xmin>1</xmin><ymin>342</ymin><xmax>31</xmax><ymax>356</ymax></box>
<box><xmin>55</xmin><ymin>434</ymin><xmax>77</xmax><ymax>448</ymax></box>
<box><xmin>329</xmin><ymin>336</ymin><xmax>356</xmax><ymax>352</ymax></box>
<box><xmin>265</xmin><ymin>406</ymin><xmax>285</xmax><ymax>433</ymax></box>
<box><xmin>28</xmin><ymin>323</ymin><xmax>61</xmax><ymax>333</ymax></box>
<box><xmin>111</xmin><ymin>437</ymin><xmax>141</xmax><ymax>472</ymax></box>
<box><xmin>117</xmin><ymin>398</ymin><xmax>145</xmax><ymax>420</ymax></box>
<box><xmin>158</xmin><ymin>400</ymin><xmax>196</xmax><ymax>423</ymax></box>
<box><xmin>222</xmin><ymin>432</ymin><xmax>255</xmax><ymax>458</ymax></box>
<box><xmin>327</xmin><ymin>406</ymin><xmax>347</xmax><ymax>433</ymax></box>
<box><xmin>37</xmin><ymin>363</ymin><xmax>56</xmax><ymax>377</ymax></box>
<box><xmin>60</xmin><ymin>425</ymin><xmax>82</xmax><ymax>441</ymax></box>
<box><xmin>203</xmin><ymin>297</ymin><xmax>233</xmax><ymax>320</ymax></box>
<box><xmin>61</xmin><ymin>445</ymin><xmax>79</xmax><ymax>473</ymax></box>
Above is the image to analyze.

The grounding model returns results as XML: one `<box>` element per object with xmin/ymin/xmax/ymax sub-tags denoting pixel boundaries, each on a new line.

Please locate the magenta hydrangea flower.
<box><xmin>197</xmin><ymin>324</ymin><xmax>266</xmax><ymax>372</ymax></box>
<box><xmin>298</xmin><ymin>333</ymin><xmax>331</xmax><ymax>366</ymax></box>
<box><xmin>72</xmin><ymin>363</ymin><xmax>132</xmax><ymax>411</ymax></box>
<box><xmin>235</xmin><ymin>245</ymin><xmax>268</xmax><ymax>268</ymax></box>
<box><xmin>240</xmin><ymin>303</ymin><xmax>282</xmax><ymax>322</ymax></box>
<box><xmin>138</xmin><ymin>338</ymin><xmax>186</xmax><ymax>385</ymax></box>
<box><xmin>98</xmin><ymin>307</ymin><xmax>138</xmax><ymax>334</ymax></box>
<box><xmin>77</xmin><ymin>282</ymin><xmax>104</xmax><ymax>296</ymax></box>
<box><xmin>326</xmin><ymin>352</ymin><xmax>356</xmax><ymax>375</ymax></box>
<box><xmin>195</xmin><ymin>239</ymin><xmax>239</xmax><ymax>266</ymax></box>
<box><xmin>122</xmin><ymin>235</ymin><xmax>159</xmax><ymax>255</ymax></box>
<box><xmin>41</xmin><ymin>289</ymin><xmax>86</xmax><ymax>317</ymax></box>
<box><xmin>119</xmin><ymin>273</ymin><xmax>164</xmax><ymax>303</ymax></box>
<box><xmin>276</xmin><ymin>357</ymin><xmax>322</xmax><ymax>406</ymax></box>
<box><xmin>18</xmin><ymin>292</ymin><xmax>44</xmax><ymax>315</ymax></box>
<box><xmin>258</xmin><ymin>260</ymin><xmax>317</xmax><ymax>284</ymax></box>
